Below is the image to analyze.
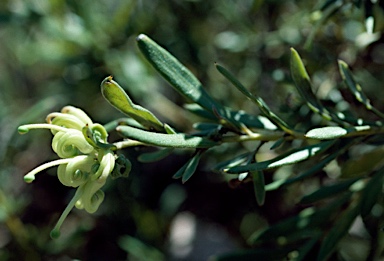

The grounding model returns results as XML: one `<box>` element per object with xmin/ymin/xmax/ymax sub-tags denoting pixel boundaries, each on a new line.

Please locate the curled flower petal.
<box><xmin>57</xmin><ymin>155</ymin><xmax>95</xmax><ymax>187</ymax></box>
<box><xmin>52</xmin><ymin>130</ymin><xmax>94</xmax><ymax>158</ymax></box>
<box><xmin>91</xmin><ymin>150</ymin><xmax>115</xmax><ymax>181</ymax></box>
<box><xmin>47</xmin><ymin>113</ymin><xmax>86</xmax><ymax>132</ymax></box>
<box><xmin>75</xmin><ymin>183</ymin><xmax>105</xmax><ymax>213</ymax></box>
<box><xmin>19</xmin><ymin>105</ymin><xmax>124</xmax><ymax>238</ymax></box>
<box><xmin>75</xmin><ymin>151</ymin><xmax>115</xmax><ymax>213</ymax></box>
<box><xmin>61</xmin><ymin>106</ymin><xmax>93</xmax><ymax>126</ymax></box>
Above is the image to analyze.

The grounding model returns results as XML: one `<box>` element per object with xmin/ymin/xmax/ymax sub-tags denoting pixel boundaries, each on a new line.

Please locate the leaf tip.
<box><xmin>136</xmin><ymin>34</ymin><xmax>148</xmax><ymax>42</ymax></box>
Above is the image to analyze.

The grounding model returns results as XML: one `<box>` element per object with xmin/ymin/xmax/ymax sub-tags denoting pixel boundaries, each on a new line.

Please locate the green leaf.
<box><xmin>251</xmin><ymin>192</ymin><xmax>352</xmax><ymax>245</ymax></box>
<box><xmin>225</xmin><ymin>141</ymin><xmax>334</xmax><ymax>174</ymax></box>
<box><xmin>172</xmin><ymin>151</ymin><xmax>203</xmax><ymax>183</ymax></box>
<box><xmin>138</xmin><ymin>148</ymin><xmax>174</xmax><ymax>163</ymax></box>
<box><xmin>306</xmin><ymin>126</ymin><xmax>348</xmax><ymax>140</ymax></box>
<box><xmin>185</xmin><ymin>103</ymin><xmax>277</xmax><ymax>130</ymax></box>
<box><xmin>118</xmin><ymin>235</ymin><xmax>165</xmax><ymax>261</ymax></box>
<box><xmin>305</xmin><ymin>1</ymin><xmax>343</xmax><ymax>49</ymax></box>
<box><xmin>338</xmin><ymin>60</ymin><xmax>384</xmax><ymax>119</ymax></box>
<box><xmin>251</xmin><ymin>169</ymin><xmax>265</xmax><ymax>206</ymax></box>
<box><xmin>341</xmin><ymin>146</ymin><xmax>384</xmax><ymax>178</ymax></box>
<box><xmin>294</xmin><ymin>233</ymin><xmax>322</xmax><ymax>261</ymax></box>
<box><xmin>299</xmin><ymin>178</ymin><xmax>360</xmax><ymax>205</ymax></box>
<box><xmin>116</xmin><ymin>125</ymin><xmax>219</xmax><ymax>148</ymax></box>
<box><xmin>211</xmin><ymin>152</ymin><xmax>251</xmax><ymax>173</ymax></box>
<box><xmin>136</xmin><ymin>34</ymin><xmax>241</xmax><ymax>129</ymax></box>
<box><xmin>101</xmin><ymin>76</ymin><xmax>165</xmax><ymax>132</ymax></box>
<box><xmin>360</xmin><ymin>166</ymin><xmax>384</xmax><ymax>217</ymax></box>
<box><xmin>182</xmin><ymin>151</ymin><xmax>203</xmax><ymax>183</ymax></box>
<box><xmin>215</xmin><ymin>63</ymin><xmax>297</xmax><ymax>135</ymax></box>
<box><xmin>290</xmin><ymin>48</ymin><xmax>346</xmax><ymax>125</ymax></box>
<box><xmin>317</xmin><ymin>204</ymin><xmax>360</xmax><ymax>261</ymax></box>
<box><xmin>136</xmin><ymin>34</ymin><xmax>218</xmax><ymax>111</ymax></box>
<box><xmin>213</xmin><ymin>246</ymin><xmax>298</xmax><ymax>261</ymax></box>
<box><xmin>265</xmin><ymin>150</ymin><xmax>338</xmax><ymax>191</ymax></box>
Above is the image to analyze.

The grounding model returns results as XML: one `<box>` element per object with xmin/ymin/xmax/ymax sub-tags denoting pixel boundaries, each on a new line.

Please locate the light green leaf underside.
<box><xmin>116</xmin><ymin>125</ymin><xmax>219</xmax><ymax>148</ymax></box>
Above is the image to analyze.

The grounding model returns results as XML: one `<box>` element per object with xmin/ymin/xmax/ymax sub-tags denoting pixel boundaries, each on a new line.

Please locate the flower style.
<box><xmin>18</xmin><ymin>106</ymin><xmax>130</xmax><ymax>238</ymax></box>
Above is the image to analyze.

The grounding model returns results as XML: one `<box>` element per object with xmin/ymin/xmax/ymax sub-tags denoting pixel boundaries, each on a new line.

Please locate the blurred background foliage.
<box><xmin>2</xmin><ymin>0</ymin><xmax>384</xmax><ymax>260</ymax></box>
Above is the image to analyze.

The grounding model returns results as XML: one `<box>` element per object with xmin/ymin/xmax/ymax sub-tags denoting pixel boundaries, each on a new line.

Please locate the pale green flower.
<box><xmin>18</xmin><ymin>106</ymin><xmax>129</xmax><ymax>238</ymax></box>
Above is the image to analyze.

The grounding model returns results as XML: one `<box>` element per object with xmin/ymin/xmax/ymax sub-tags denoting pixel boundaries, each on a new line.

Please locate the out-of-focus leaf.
<box><xmin>294</xmin><ymin>233</ymin><xmax>322</xmax><ymax>261</ymax></box>
<box><xmin>215</xmin><ymin>63</ymin><xmax>297</xmax><ymax>135</ymax></box>
<box><xmin>305</xmin><ymin>1</ymin><xmax>343</xmax><ymax>49</ymax></box>
<box><xmin>290</xmin><ymin>48</ymin><xmax>346</xmax><ymax>125</ymax></box>
<box><xmin>360</xmin><ymin>166</ymin><xmax>384</xmax><ymax>217</ymax></box>
<box><xmin>251</xmin><ymin>192</ymin><xmax>352</xmax><ymax>244</ymax></box>
<box><xmin>101</xmin><ymin>76</ymin><xmax>165</xmax><ymax>132</ymax></box>
<box><xmin>116</xmin><ymin>125</ymin><xmax>219</xmax><ymax>148</ymax></box>
<box><xmin>318</xmin><ymin>0</ymin><xmax>339</xmax><ymax>11</ymax></box>
<box><xmin>270</xmin><ymin>137</ymin><xmax>285</xmax><ymax>150</ymax></box>
<box><xmin>225</xmin><ymin>141</ymin><xmax>334</xmax><ymax>174</ymax></box>
<box><xmin>338</xmin><ymin>60</ymin><xmax>384</xmax><ymax>120</ymax></box>
<box><xmin>118</xmin><ymin>235</ymin><xmax>165</xmax><ymax>261</ymax></box>
<box><xmin>299</xmin><ymin>178</ymin><xmax>360</xmax><ymax>205</ymax></box>
<box><xmin>317</xmin><ymin>203</ymin><xmax>360</xmax><ymax>261</ymax></box>
<box><xmin>138</xmin><ymin>148</ymin><xmax>174</xmax><ymax>163</ymax></box>
<box><xmin>341</xmin><ymin>146</ymin><xmax>384</xmax><ymax>178</ymax></box>
<box><xmin>212</xmin><ymin>246</ymin><xmax>298</xmax><ymax>261</ymax></box>
<box><xmin>251</xmin><ymin>169</ymin><xmax>265</xmax><ymax>206</ymax></box>
<box><xmin>193</xmin><ymin>122</ymin><xmax>222</xmax><ymax>131</ymax></box>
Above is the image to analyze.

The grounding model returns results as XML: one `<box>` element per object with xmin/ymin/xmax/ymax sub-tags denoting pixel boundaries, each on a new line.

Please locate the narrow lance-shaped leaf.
<box><xmin>317</xmin><ymin>203</ymin><xmax>360</xmax><ymax>261</ymax></box>
<box><xmin>185</xmin><ymin>103</ymin><xmax>278</xmax><ymax>130</ymax></box>
<box><xmin>251</xmin><ymin>169</ymin><xmax>265</xmax><ymax>206</ymax></box>
<box><xmin>304</xmin><ymin>1</ymin><xmax>343</xmax><ymax>49</ymax></box>
<box><xmin>182</xmin><ymin>151</ymin><xmax>203</xmax><ymax>183</ymax></box>
<box><xmin>305</xmin><ymin>125</ymin><xmax>377</xmax><ymax>140</ymax></box>
<box><xmin>290</xmin><ymin>48</ymin><xmax>347</xmax><ymax>126</ymax></box>
<box><xmin>172</xmin><ymin>150</ymin><xmax>204</xmax><ymax>183</ymax></box>
<box><xmin>225</xmin><ymin>140</ymin><xmax>334</xmax><ymax>174</ymax></box>
<box><xmin>251</xmin><ymin>192</ymin><xmax>352</xmax><ymax>244</ymax></box>
<box><xmin>101</xmin><ymin>76</ymin><xmax>165</xmax><ymax>132</ymax></box>
<box><xmin>136</xmin><ymin>34</ymin><xmax>240</xmax><ymax>130</ymax></box>
<box><xmin>306</xmin><ymin>126</ymin><xmax>347</xmax><ymax>140</ymax></box>
<box><xmin>136</xmin><ymin>34</ymin><xmax>218</xmax><ymax>110</ymax></box>
<box><xmin>341</xmin><ymin>146</ymin><xmax>384</xmax><ymax>178</ymax></box>
<box><xmin>338</xmin><ymin>60</ymin><xmax>384</xmax><ymax>120</ymax></box>
<box><xmin>215</xmin><ymin>63</ymin><xmax>299</xmax><ymax>136</ymax></box>
<box><xmin>212</xmin><ymin>152</ymin><xmax>251</xmax><ymax>173</ymax></box>
<box><xmin>299</xmin><ymin>178</ymin><xmax>360</xmax><ymax>205</ymax></box>
<box><xmin>116</xmin><ymin>125</ymin><xmax>219</xmax><ymax>148</ymax></box>
<box><xmin>359</xmin><ymin>166</ymin><xmax>384</xmax><ymax>217</ymax></box>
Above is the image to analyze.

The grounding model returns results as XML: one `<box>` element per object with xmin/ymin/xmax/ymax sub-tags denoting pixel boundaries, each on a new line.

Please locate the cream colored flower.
<box><xmin>18</xmin><ymin>106</ymin><xmax>124</xmax><ymax>238</ymax></box>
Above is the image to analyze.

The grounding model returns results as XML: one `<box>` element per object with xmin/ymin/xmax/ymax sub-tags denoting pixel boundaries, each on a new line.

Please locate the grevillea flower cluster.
<box><xmin>18</xmin><ymin>106</ymin><xmax>129</xmax><ymax>238</ymax></box>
